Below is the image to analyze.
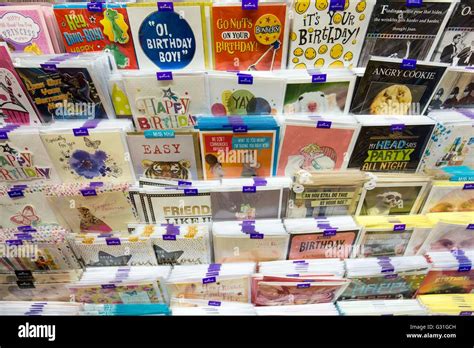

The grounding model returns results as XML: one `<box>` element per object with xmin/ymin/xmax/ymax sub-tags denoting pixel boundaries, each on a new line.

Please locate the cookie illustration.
<box><xmin>370</xmin><ymin>85</ymin><xmax>412</xmax><ymax>115</ymax></box>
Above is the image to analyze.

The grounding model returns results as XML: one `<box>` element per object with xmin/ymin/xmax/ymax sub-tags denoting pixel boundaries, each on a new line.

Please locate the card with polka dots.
<box><xmin>288</xmin><ymin>0</ymin><xmax>375</xmax><ymax>70</ymax></box>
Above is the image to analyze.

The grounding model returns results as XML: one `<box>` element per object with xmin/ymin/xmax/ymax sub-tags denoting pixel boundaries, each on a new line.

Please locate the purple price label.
<box><xmin>87</xmin><ymin>2</ymin><xmax>103</xmax><ymax>11</ymax></box>
<box><xmin>317</xmin><ymin>224</ymin><xmax>332</xmax><ymax>229</ymax></box>
<box><xmin>381</xmin><ymin>267</ymin><xmax>395</xmax><ymax>273</ymax></box>
<box><xmin>250</xmin><ymin>233</ymin><xmax>264</xmax><ymax>239</ymax></box>
<box><xmin>460</xmin><ymin>311</ymin><xmax>473</xmax><ymax>316</ymax></box>
<box><xmin>6</xmin><ymin>240</ymin><xmax>23</xmax><ymax>246</ymax></box>
<box><xmin>178</xmin><ymin>180</ymin><xmax>192</xmax><ymax>186</ymax></box>
<box><xmin>329</xmin><ymin>0</ymin><xmax>345</xmax><ymax>11</ymax></box>
<box><xmin>458</xmin><ymin>265</ymin><xmax>472</xmax><ymax>272</ymax></box>
<box><xmin>401</xmin><ymin>59</ymin><xmax>417</xmax><ymax>70</ymax></box>
<box><xmin>202</xmin><ymin>277</ymin><xmax>216</xmax><ymax>284</ymax></box>
<box><xmin>393</xmin><ymin>224</ymin><xmax>406</xmax><ymax>231</ymax></box>
<box><xmin>73</xmin><ymin>128</ymin><xmax>89</xmax><ymax>136</ymax></box>
<box><xmin>162</xmin><ymin>234</ymin><xmax>176</xmax><ymax>241</ymax></box>
<box><xmin>463</xmin><ymin>183</ymin><xmax>474</xmax><ymax>190</ymax></box>
<box><xmin>241</xmin><ymin>225</ymin><xmax>256</xmax><ymax>233</ymax></box>
<box><xmin>297</xmin><ymin>283</ymin><xmax>311</xmax><ymax>289</ymax></box>
<box><xmin>17</xmin><ymin>226</ymin><xmax>33</xmax><ymax>232</ymax></box>
<box><xmin>8</xmin><ymin>190</ymin><xmax>24</xmax><ymax>198</ymax></box>
<box><xmin>156</xmin><ymin>71</ymin><xmax>173</xmax><ymax>80</ymax></box>
<box><xmin>184</xmin><ymin>188</ymin><xmax>198</xmax><ymax>196</ymax></box>
<box><xmin>0</xmin><ymin>131</ymin><xmax>8</xmax><ymax>140</ymax></box>
<box><xmin>312</xmin><ymin>73</ymin><xmax>327</xmax><ymax>83</ymax></box>
<box><xmin>40</xmin><ymin>63</ymin><xmax>58</xmax><ymax>73</ymax></box>
<box><xmin>286</xmin><ymin>274</ymin><xmax>300</xmax><ymax>277</ymax></box>
<box><xmin>158</xmin><ymin>1</ymin><xmax>174</xmax><ymax>11</ymax></box>
<box><xmin>242</xmin><ymin>185</ymin><xmax>256</xmax><ymax>193</ymax></box>
<box><xmin>232</xmin><ymin>125</ymin><xmax>248</xmax><ymax>133</ymax></box>
<box><xmin>101</xmin><ymin>284</ymin><xmax>116</xmax><ymax>289</ymax></box>
<box><xmin>390</xmin><ymin>124</ymin><xmax>405</xmax><ymax>132</ymax></box>
<box><xmin>253</xmin><ymin>178</ymin><xmax>267</xmax><ymax>186</ymax></box>
<box><xmin>238</xmin><ymin>74</ymin><xmax>253</xmax><ymax>85</ymax></box>
<box><xmin>89</xmin><ymin>182</ymin><xmax>103</xmax><ymax>187</ymax></box>
<box><xmin>406</xmin><ymin>0</ymin><xmax>422</xmax><ymax>7</ymax></box>
<box><xmin>80</xmin><ymin>189</ymin><xmax>97</xmax><ymax>197</ymax></box>
<box><xmin>323</xmin><ymin>229</ymin><xmax>337</xmax><ymax>237</ymax></box>
<box><xmin>206</xmin><ymin>271</ymin><xmax>220</xmax><ymax>277</ymax></box>
<box><xmin>208</xmin><ymin>301</ymin><xmax>221</xmax><ymax>307</ymax></box>
<box><xmin>242</xmin><ymin>0</ymin><xmax>258</xmax><ymax>10</ymax></box>
<box><xmin>384</xmin><ymin>274</ymin><xmax>398</xmax><ymax>279</ymax></box>
<box><xmin>15</xmin><ymin>233</ymin><xmax>33</xmax><ymax>240</ymax></box>
<box><xmin>241</xmin><ymin>220</ymin><xmax>256</xmax><ymax>225</ymax></box>
<box><xmin>292</xmin><ymin>260</ymin><xmax>307</xmax><ymax>264</ymax></box>
<box><xmin>467</xmin><ymin>224</ymin><xmax>474</xmax><ymax>230</ymax></box>
<box><xmin>317</xmin><ymin>121</ymin><xmax>332</xmax><ymax>129</ymax></box>
<box><xmin>208</xmin><ymin>264</ymin><xmax>221</xmax><ymax>271</ymax></box>
<box><xmin>106</xmin><ymin>238</ymin><xmax>121</xmax><ymax>246</ymax></box>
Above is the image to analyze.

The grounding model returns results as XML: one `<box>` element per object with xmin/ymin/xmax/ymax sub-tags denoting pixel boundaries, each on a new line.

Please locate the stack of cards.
<box><xmin>71</xmin><ymin>234</ymin><xmax>157</xmax><ymax>267</ymax></box>
<box><xmin>171</xmin><ymin>306</ymin><xmax>256</xmax><ymax>316</ymax></box>
<box><xmin>14</xmin><ymin>53</ymin><xmax>116</xmax><ymax>122</ymax></box>
<box><xmin>46</xmin><ymin>182</ymin><xmax>136</xmax><ymax>234</ymax></box>
<box><xmin>348</xmin><ymin>115</ymin><xmax>436</xmax><ymax>172</ymax></box>
<box><xmin>122</xmin><ymin>71</ymin><xmax>208</xmax><ymax>131</ymax></box>
<box><xmin>357</xmin><ymin>0</ymin><xmax>456</xmax><ymax>67</ymax></box>
<box><xmin>80</xmin><ymin>303</ymin><xmax>171</xmax><ymax>316</ymax></box>
<box><xmin>0</xmin><ymin>185</ymin><xmax>60</xmax><ymax>229</ymax></box>
<box><xmin>54</xmin><ymin>3</ymin><xmax>138</xmax><ymax>69</ymax></box>
<box><xmin>284</xmin><ymin>216</ymin><xmax>363</xmax><ymax>259</ymax></box>
<box><xmin>197</xmin><ymin>116</ymin><xmax>280</xmax><ymax>179</ymax></box>
<box><xmin>0</xmin><ymin>44</ymin><xmax>42</xmax><ymax>125</ymax></box>
<box><xmin>288</xmin><ymin>170</ymin><xmax>367</xmax><ymax>217</ymax></box>
<box><xmin>0</xmin><ymin>125</ymin><xmax>60</xmax><ymax>185</ymax></box>
<box><xmin>417</xmin><ymin>294</ymin><xmax>474</xmax><ymax>315</ymax></box>
<box><xmin>40</xmin><ymin>120</ymin><xmax>135</xmax><ymax>183</ymax></box>
<box><xmin>418</xmin><ymin>250</ymin><xmax>474</xmax><ymax>295</ymax></box>
<box><xmin>0</xmin><ymin>302</ymin><xmax>83</xmax><ymax>316</ymax></box>
<box><xmin>337</xmin><ymin>299</ymin><xmax>427</xmax><ymax>315</ymax></box>
<box><xmin>207</xmin><ymin>72</ymin><xmax>285</xmax><ymax>116</ymax></box>
<box><xmin>277</xmin><ymin>115</ymin><xmax>360</xmax><ymax>176</ymax></box>
<box><xmin>419</xmin><ymin>110</ymin><xmax>474</xmax><ymax>178</ymax></box>
<box><xmin>251</xmin><ymin>273</ymin><xmax>349</xmax><ymax>306</ymax></box>
<box><xmin>288</xmin><ymin>0</ymin><xmax>375</xmax><ymax>69</ymax></box>
<box><xmin>133</xmin><ymin>223</ymin><xmax>212</xmax><ymax>265</ymax></box>
<box><xmin>340</xmin><ymin>256</ymin><xmax>430</xmax><ymax>300</ymax></box>
<box><xmin>166</xmin><ymin>263</ymin><xmax>256</xmax><ymax>303</ymax></box>
<box><xmin>211</xmin><ymin>177</ymin><xmax>291</xmax><ymax>221</ymax></box>
<box><xmin>255</xmin><ymin>303</ymin><xmax>339</xmax><ymax>316</ymax></box>
<box><xmin>68</xmin><ymin>266</ymin><xmax>171</xmax><ymax>304</ymax></box>
<box><xmin>212</xmin><ymin>220</ymin><xmax>289</xmax><ymax>263</ymax></box>
<box><xmin>258</xmin><ymin>259</ymin><xmax>345</xmax><ymax>277</ymax></box>
<box><xmin>421</xmin><ymin>181</ymin><xmax>474</xmax><ymax>213</ymax></box>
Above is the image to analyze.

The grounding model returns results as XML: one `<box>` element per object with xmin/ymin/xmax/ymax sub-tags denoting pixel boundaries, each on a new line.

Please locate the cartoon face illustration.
<box><xmin>330</xmin><ymin>44</ymin><xmax>343</xmax><ymax>59</ymax></box>
<box><xmin>315</xmin><ymin>0</ymin><xmax>328</xmax><ymax>10</ymax></box>
<box><xmin>295</xmin><ymin>91</ymin><xmax>341</xmax><ymax>114</ymax></box>
<box><xmin>356</xmin><ymin>1</ymin><xmax>367</xmax><ymax>12</ymax></box>
<box><xmin>142</xmin><ymin>159</ymin><xmax>191</xmax><ymax>179</ymax></box>
<box><xmin>295</xmin><ymin>0</ymin><xmax>310</xmax><ymax>14</ymax></box>
<box><xmin>305</xmin><ymin>47</ymin><xmax>316</xmax><ymax>60</ymax></box>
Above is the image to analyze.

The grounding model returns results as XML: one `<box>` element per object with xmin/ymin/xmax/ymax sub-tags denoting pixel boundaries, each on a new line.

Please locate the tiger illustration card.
<box><xmin>126</xmin><ymin>131</ymin><xmax>202</xmax><ymax>180</ymax></box>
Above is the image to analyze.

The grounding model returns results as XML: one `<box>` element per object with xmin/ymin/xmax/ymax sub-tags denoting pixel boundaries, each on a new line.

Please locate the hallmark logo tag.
<box><xmin>242</xmin><ymin>0</ymin><xmax>258</xmax><ymax>10</ymax></box>
<box><xmin>158</xmin><ymin>2</ymin><xmax>174</xmax><ymax>11</ymax></box>
<box><xmin>73</xmin><ymin>128</ymin><xmax>89</xmax><ymax>136</ymax></box>
<box><xmin>156</xmin><ymin>71</ymin><xmax>173</xmax><ymax>80</ymax></box>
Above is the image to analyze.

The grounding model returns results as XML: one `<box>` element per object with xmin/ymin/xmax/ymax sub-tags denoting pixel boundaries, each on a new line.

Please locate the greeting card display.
<box><xmin>347</xmin><ymin>115</ymin><xmax>435</xmax><ymax>172</ymax></box>
<box><xmin>210</xmin><ymin>177</ymin><xmax>291</xmax><ymax>221</ymax></box>
<box><xmin>277</xmin><ymin>115</ymin><xmax>359</xmax><ymax>176</ymax></box>
<box><xmin>54</xmin><ymin>3</ymin><xmax>138</xmax><ymax>69</ymax></box>
<box><xmin>0</xmin><ymin>44</ymin><xmax>41</xmax><ymax>125</ymax></box>
<box><xmin>431</xmin><ymin>0</ymin><xmax>474</xmax><ymax>66</ymax></box>
<box><xmin>211</xmin><ymin>3</ymin><xmax>288</xmax><ymax>71</ymax></box>
<box><xmin>340</xmin><ymin>256</ymin><xmax>430</xmax><ymax>300</ymax></box>
<box><xmin>287</xmin><ymin>171</ymin><xmax>367</xmax><ymax>218</ymax></box>
<box><xmin>0</xmin><ymin>5</ymin><xmax>57</xmax><ymax>55</ymax></box>
<box><xmin>208</xmin><ymin>72</ymin><xmax>285</xmax><ymax>116</ymax></box>
<box><xmin>0</xmin><ymin>283</ymin><xmax>71</xmax><ymax>302</ymax></box>
<box><xmin>166</xmin><ymin>263</ymin><xmax>256</xmax><ymax>303</ymax></box>
<box><xmin>0</xmin><ymin>186</ymin><xmax>59</xmax><ymax>229</ymax></box>
<box><xmin>127</xmin><ymin>131</ymin><xmax>202</xmax><ymax>180</ymax></box>
<box><xmin>212</xmin><ymin>220</ymin><xmax>289</xmax><ymax>263</ymax></box>
<box><xmin>14</xmin><ymin>53</ymin><xmax>115</xmax><ymax>122</ymax></box>
<box><xmin>426</xmin><ymin>68</ymin><xmax>474</xmax><ymax>113</ymax></box>
<box><xmin>284</xmin><ymin>217</ymin><xmax>363</xmax><ymax>259</ymax></box>
<box><xmin>418</xmin><ymin>250</ymin><xmax>474</xmax><ymax>295</ymax></box>
<box><xmin>197</xmin><ymin>116</ymin><xmax>279</xmax><ymax>179</ymax></box>
<box><xmin>421</xmin><ymin>181</ymin><xmax>474</xmax><ymax>213</ymax></box>
<box><xmin>337</xmin><ymin>299</ymin><xmax>427</xmax><ymax>315</ymax></box>
<box><xmin>288</xmin><ymin>0</ymin><xmax>375</xmax><ymax>69</ymax></box>
<box><xmin>39</xmin><ymin>120</ymin><xmax>135</xmax><ymax>183</ymax></box>
<box><xmin>355</xmin><ymin>173</ymin><xmax>430</xmax><ymax>216</ymax></box>
<box><xmin>258</xmin><ymin>258</ymin><xmax>346</xmax><ymax>277</ymax></box>
<box><xmin>46</xmin><ymin>183</ymin><xmax>137</xmax><ymax>234</ymax></box>
<box><xmin>123</xmin><ymin>71</ymin><xmax>208</xmax><ymax>130</ymax></box>
<box><xmin>350</xmin><ymin>58</ymin><xmax>448</xmax><ymax>115</ymax></box>
<box><xmin>133</xmin><ymin>224</ymin><xmax>211</xmax><ymax>265</ymax></box>
<box><xmin>0</xmin><ymin>126</ymin><xmax>60</xmax><ymax>185</ymax></box>
<box><xmin>418</xmin><ymin>111</ymin><xmax>474</xmax><ymax>178</ymax></box>
<box><xmin>127</xmin><ymin>2</ymin><xmax>209</xmax><ymax>70</ymax></box>
<box><xmin>357</xmin><ymin>0</ymin><xmax>456</xmax><ymax>67</ymax></box>
<box><xmin>282</xmin><ymin>70</ymin><xmax>356</xmax><ymax>115</ymax></box>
